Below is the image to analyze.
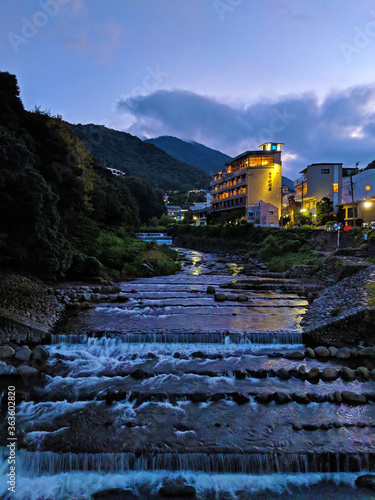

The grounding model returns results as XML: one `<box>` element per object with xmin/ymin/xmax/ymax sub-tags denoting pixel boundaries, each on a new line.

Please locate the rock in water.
<box><xmin>314</xmin><ymin>346</ymin><xmax>329</xmax><ymax>358</ymax></box>
<box><xmin>0</xmin><ymin>345</ymin><xmax>15</xmax><ymax>358</ymax></box>
<box><xmin>93</xmin><ymin>488</ymin><xmax>138</xmax><ymax>499</ymax></box>
<box><xmin>214</xmin><ymin>293</ymin><xmax>226</xmax><ymax>302</ymax></box>
<box><xmin>321</xmin><ymin>368</ymin><xmax>339</xmax><ymax>381</ymax></box>
<box><xmin>159</xmin><ymin>477</ymin><xmax>196</xmax><ymax>498</ymax></box>
<box><xmin>355</xmin><ymin>474</ymin><xmax>375</xmax><ymax>491</ymax></box>
<box><xmin>15</xmin><ymin>345</ymin><xmax>32</xmax><ymax>361</ymax></box>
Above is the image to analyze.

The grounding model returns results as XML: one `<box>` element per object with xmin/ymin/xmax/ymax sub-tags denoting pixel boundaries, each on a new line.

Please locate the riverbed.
<box><xmin>0</xmin><ymin>249</ymin><xmax>374</xmax><ymax>499</ymax></box>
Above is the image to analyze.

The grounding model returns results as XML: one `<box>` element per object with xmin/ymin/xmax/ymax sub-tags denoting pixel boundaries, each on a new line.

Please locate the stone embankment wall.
<box><xmin>302</xmin><ymin>266</ymin><xmax>375</xmax><ymax>346</ymax></box>
<box><xmin>0</xmin><ymin>274</ymin><xmax>122</xmax><ymax>345</ymax></box>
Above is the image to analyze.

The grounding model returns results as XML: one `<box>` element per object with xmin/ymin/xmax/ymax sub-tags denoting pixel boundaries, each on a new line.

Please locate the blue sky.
<box><xmin>2</xmin><ymin>0</ymin><xmax>375</xmax><ymax>177</ymax></box>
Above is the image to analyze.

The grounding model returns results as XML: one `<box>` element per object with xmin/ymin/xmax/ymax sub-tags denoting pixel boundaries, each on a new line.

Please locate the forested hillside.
<box><xmin>70</xmin><ymin>124</ymin><xmax>211</xmax><ymax>191</ymax></box>
<box><xmin>144</xmin><ymin>135</ymin><xmax>230</xmax><ymax>175</ymax></box>
<box><xmin>0</xmin><ymin>72</ymin><xmax>178</xmax><ymax>280</ymax></box>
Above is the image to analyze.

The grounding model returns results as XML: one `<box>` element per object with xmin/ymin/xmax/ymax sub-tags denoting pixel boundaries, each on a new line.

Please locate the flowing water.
<box><xmin>1</xmin><ymin>249</ymin><xmax>374</xmax><ymax>499</ymax></box>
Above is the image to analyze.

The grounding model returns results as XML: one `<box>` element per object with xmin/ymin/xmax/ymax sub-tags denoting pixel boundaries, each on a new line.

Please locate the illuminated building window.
<box><xmin>333</xmin><ymin>183</ymin><xmax>338</xmax><ymax>193</ymax></box>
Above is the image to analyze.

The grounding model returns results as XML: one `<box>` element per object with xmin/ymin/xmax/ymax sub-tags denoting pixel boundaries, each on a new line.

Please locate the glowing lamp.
<box><xmin>364</xmin><ymin>202</ymin><xmax>372</xmax><ymax>208</ymax></box>
<box><xmin>366</xmin><ymin>185</ymin><xmax>371</xmax><ymax>191</ymax></box>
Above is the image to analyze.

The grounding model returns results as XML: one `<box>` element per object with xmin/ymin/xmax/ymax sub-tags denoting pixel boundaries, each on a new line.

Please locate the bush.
<box><xmin>281</xmin><ymin>240</ymin><xmax>300</xmax><ymax>253</ymax></box>
<box><xmin>257</xmin><ymin>235</ymin><xmax>280</xmax><ymax>262</ymax></box>
<box><xmin>267</xmin><ymin>256</ymin><xmax>286</xmax><ymax>273</ymax></box>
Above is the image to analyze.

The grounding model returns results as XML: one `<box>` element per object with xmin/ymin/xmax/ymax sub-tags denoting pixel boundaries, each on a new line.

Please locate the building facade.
<box><xmin>339</xmin><ymin>167</ymin><xmax>375</xmax><ymax>225</ymax></box>
<box><xmin>211</xmin><ymin>142</ymin><xmax>283</xmax><ymax>220</ymax></box>
<box><xmin>248</xmin><ymin>201</ymin><xmax>279</xmax><ymax>226</ymax></box>
<box><xmin>294</xmin><ymin>163</ymin><xmax>344</xmax><ymax>217</ymax></box>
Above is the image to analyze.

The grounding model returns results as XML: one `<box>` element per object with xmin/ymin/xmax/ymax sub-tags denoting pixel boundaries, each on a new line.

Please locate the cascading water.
<box><xmin>1</xmin><ymin>249</ymin><xmax>374</xmax><ymax>499</ymax></box>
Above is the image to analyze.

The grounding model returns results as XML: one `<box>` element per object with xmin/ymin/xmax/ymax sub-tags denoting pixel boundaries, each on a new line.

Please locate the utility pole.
<box><xmin>350</xmin><ymin>162</ymin><xmax>359</xmax><ymax>227</ymax></box>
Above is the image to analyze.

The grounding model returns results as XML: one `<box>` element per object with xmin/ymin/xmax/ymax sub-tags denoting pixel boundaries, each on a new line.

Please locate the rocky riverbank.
<box><xmin>302</xmin><ymin>266</ymin><xmax>375</xmax><ymax>346</ymax></box>
<box><xmin>0</xmin><ymin>273</ymin><xmax>123</xmax><ymax>346</ymax></box>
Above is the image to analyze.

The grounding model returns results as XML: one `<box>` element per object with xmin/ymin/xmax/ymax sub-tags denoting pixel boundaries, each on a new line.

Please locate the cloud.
<box><xmin>62</xmin><ymin>30</ymin><xmax>89</xmax><ymax>52</ymax></box>
<box><xmin>117</xmin><ymin>84</ymin><xmax>375</xmax><ymax>178</ymax></box>
<box><xmin>62</xmin><ymin>23</ymin><xmax>124</xmax><ymax>61</ymax></box>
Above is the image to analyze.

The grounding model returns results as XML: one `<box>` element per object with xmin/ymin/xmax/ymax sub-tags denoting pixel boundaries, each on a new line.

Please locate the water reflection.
<box><xmin>227</xmin><ymin>263</ymin><xmax>244</xmax><ymax>276</ymax></box>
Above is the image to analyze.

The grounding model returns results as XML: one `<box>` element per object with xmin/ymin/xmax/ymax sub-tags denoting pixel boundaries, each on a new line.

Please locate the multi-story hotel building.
<box><xmin>211</xmin><ymin>142</ymin><xmax>283</xmax><ymax>218</ymax></box>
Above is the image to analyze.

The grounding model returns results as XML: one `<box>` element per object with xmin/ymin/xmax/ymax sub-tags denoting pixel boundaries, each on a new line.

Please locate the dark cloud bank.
<box><xmin>118</xmin><ymin>85</ymin><xmax>375</xmax><ymax>178</ymax></box>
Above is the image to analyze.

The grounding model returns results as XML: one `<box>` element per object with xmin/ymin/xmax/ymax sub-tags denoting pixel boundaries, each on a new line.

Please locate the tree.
<box><xmin>316</xmin><ymin>197</ymin><xmax>334</xmax><ymax>225</ymax></box>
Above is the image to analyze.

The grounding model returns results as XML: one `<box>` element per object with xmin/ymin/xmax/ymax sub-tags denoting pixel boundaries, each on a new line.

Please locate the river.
<box><xmin>1</xmin><ymin>249</ymin><xmax>374</xmax><ymax>499</ymax></box>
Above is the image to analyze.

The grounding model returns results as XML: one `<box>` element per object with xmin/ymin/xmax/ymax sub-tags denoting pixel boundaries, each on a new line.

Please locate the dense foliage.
<box><xmin>144</xmin><ymin>135</ymin><xmax>230</xmax><ymax>175</ymax></box>
<box><xmin>70</xmin><ymin>124</ymin><xmax>211</xmax><ymax>191</ymax></box>
<box><xmin>0</xmin><ymin>72</ymin><xmax>178</xmax><ymax>279</ymax></box>
<box><xmin>173</xmin><ymin>224</ymin><xmax>320</xmax><ymax>271</ymax></box>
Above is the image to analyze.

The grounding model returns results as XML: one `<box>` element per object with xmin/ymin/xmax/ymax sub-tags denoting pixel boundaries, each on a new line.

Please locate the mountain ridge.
<box><xmin>69</xmin><ymin>124</ymin><xmax>211</xmax><ymax>192</ymax></box>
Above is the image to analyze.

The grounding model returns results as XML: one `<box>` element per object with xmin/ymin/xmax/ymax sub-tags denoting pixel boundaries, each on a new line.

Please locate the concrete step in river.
<box><xmin>1</xmin><ymin>249</ymin><xmax>375</xmax><ymax>499</ymax></box>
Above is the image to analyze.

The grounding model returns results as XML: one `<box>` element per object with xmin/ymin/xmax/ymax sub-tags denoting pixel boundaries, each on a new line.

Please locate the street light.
<box><xmin>364</xmin><ymin>202</ymin><xmax>372</xmax><ymax>208</ymax></box>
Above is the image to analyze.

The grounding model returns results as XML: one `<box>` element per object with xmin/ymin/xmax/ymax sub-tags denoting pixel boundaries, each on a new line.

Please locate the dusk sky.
<box><xmin>2</xmin><ymin>0</ymin><xmax>375</xmax><ymax>178</ymax></box>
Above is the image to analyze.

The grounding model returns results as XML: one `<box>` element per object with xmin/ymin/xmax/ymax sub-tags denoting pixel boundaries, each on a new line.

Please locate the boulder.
<box><xmin>15</xmin><ymin>346</ymin><xmax>32</xmax><ymax>361</ymax></box>
<box><xmin>206</xmin><ymin>286</ymin><xmax>215</xmax><ymax>294</ymax></box>
<box><xmin>0</xmin><ymin>365</ymin><xmax>16</xmax><ymax>376</ymax></box>
<box><xmin>359</xmin><ymin>347</ymin><xmax>375</xmax><ymax>359</ymax></box>
<box><xmin>341</xmin><ymin>391</ymin><xmax>367</xmax><ymax>405</ymax></box>
<box><xmin>337</xmin><ymin>347</ymin><xmax>352</xmax><ymax>359</ymax></box>
<box><xmin>285</xmin><ymin>351</ymin><xmax>305</xmax><ymax>360</ymax></box>
<box><xmin>340</xmin><ymin>366</ymin><xmax>356</xmax><ymax>382</ymax></box>
<box><xmin>255</xmin><ymin>392</ymin><xmax>272</xmax><ymax>404</ymax></box>
<box><xmin>191</xmin><ymin>351</ymin><xmax>205</xmax><ymax>358</ymax></box>
<box><xmin>302</xmin><ymin>424</ymin><xmax>318</xmax><ymax>431</ymax></box>
<box><xmin>355</xmin><ymin>474</ymin><xmax>375</xmax><ymax>492</ymax></box>
<box><xmin>371</xmin><ymin>369</ymin><xmax>375</xmax><ymax>380</ymax></box>
<box><xmin>305</xmin><ymin>347</ymin><xmax>315</xmax><ymax>358</ymax></box>
<box><xmin>250</xmin><ymin>369</ymin><xmax>267</xmax><ymax>379</ymax></box>
<box><xmin>234</xmin><ymin>369</ymin><xmax>247</xmax><ymax>380</ymax></box>
<box><xmin>298</xmin><ymin>365</ymin><xmax>306</xmax><ymax>378</ymax></box>
<box><xmin>364</xmin><ymin>392</ymin><xmax>375</xmax><ymax>402</ymax></box>
<box><xmin>328</xmin><ymin>346</ymin><xmax>338</xmax><ymax>357</ymax></box>
<box><xmin>116</xmin><ymin>294</ymin><xmax>129</xmax><ymax>302</ymax></box>
<box><xmin>232</xmin><ymin>392</ymin><xmax>250</xmax><ymax>405</ymax></box>
<box><xmin>334</xmin><ymin>391</ymin><xmax>342</xmax><ymax>403</ymax></box>
<box><xmin>190</xmin><ymin>392</ymin><xmax>209</xmax><ymax>403</ymax></box>
<box><xmin>321</xmin><ymin>368</ymin><xmax>339</xmax><ymax>382</ymax></box>
<box><xmin>237</xmin><ymin>294</ymin><xmax>248</xmax><ymax>302</ymax></box>
<box><xmin>32</xmin><ymin>345</ymin><xmax>50</xmax><ymax>360</ymax></box>
<box><xmin>292</xmin><ymin>424</ymin><xmax>302</xmax><ymax>431</ymax></box>
<box><xmin>314</xmin><ymin>346</ymin><xmax>330</xmax><ymax>358</ymax></box>
<box><xmin>356</xmin><ymin>367</ymin><xmax>370</xmax><ymax>380</ymax></box>
<box><xmin>274</xmin><ymin>392</ymin><xmax>291</xmax><ymax>404</ymax></box>
<box><xmin>0</xmin><ymin>346</ymin><xmax>15</xmax><ymax>358</ymax></box>
<box><xmin>214</xmin><ymin>293</ymin><xmax>226</xmax><ymax>302</ymax></box>
<box><xmin>93</xmin><ymin>488</ymin><xmax>138</xmax><ymax>499</ymax></box>
<box><xmin>293</xmin><ymin>393</ymin><xmax>310</xmax><ymax>404</ymax></box>
<box><xmin>306</xmin><ymin>367</ymin><xmax>320</xmax><ymax>382</ymax></box>
<box><xmin>130</xmin><ymin>369</ymin><xmax>153</xmax><ymax>380</ymax></box>
<box><xmin>277</xmin><ymin>368</ymin><xmax>291</xmax><ymax>380</ymax></box>
<box><xmin>159</xmin><ymin>477</ymin><xmax>196</xmax><ymax>498</ymax></box>
<box><xmin>225</xmin><ymin>294</ymin><xmax>237</xmax><ymax>301</ymax></box>
<box><xmin>16</xmin><ymin>365</ymin><xmax>39</xmax><ymax>378</ymax></box>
